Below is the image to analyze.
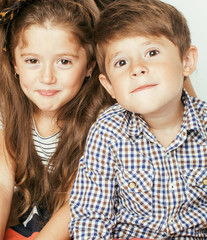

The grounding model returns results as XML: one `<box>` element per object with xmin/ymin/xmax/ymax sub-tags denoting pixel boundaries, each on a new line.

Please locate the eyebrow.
<box><xmin>20</xmin><ymin>53</ymin><xmax>39</xmax><ymax>57</ymax></box>
<box><xmin>55</xmin><ymin>53</ymin><xmax>80</xmax><ymax>59</ymax></box>
<box><xmin>20</xmin><ymin>52</ymin><xmax>80</xmax><ymax>58</ymax></box>
<box><xmin>107</xmin><ymin>51</ymin><xmax>123</xmax><ymax>65</ymax></box>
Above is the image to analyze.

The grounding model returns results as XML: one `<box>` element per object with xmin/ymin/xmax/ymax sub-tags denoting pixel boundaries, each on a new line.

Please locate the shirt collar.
<box><xmin>126</xmin><ymin>88</ymin><xmax>206</xmax><ymax>142</ymax></box>
<box><xmin>182</xmin><ymin>89</ymin><xmax>203</xmax><ymax>131</ymax></box>
<box><xmin>181</xmin><ymin>88</ymin><xmax>206</xmax><ymax>140</ymax></box>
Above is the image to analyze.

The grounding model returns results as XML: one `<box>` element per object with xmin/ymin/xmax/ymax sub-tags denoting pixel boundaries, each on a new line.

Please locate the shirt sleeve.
<box><xmin>69</xmin><ymin>122</ymin><xmax>118</xmax><ymax>239</ymax></box>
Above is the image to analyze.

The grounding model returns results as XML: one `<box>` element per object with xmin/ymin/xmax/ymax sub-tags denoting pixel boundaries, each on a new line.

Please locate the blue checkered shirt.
<box><xmin>69</xmin><ymin>90</ymin><xmax>207</xmax><ymax>240</ymax></box>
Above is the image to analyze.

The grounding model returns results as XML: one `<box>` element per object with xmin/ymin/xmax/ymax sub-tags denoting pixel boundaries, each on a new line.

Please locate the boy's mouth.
<box><xmin>131</xmin><ymin>84</ymin><xmax>158</xmax><ymax>93</ymax></box>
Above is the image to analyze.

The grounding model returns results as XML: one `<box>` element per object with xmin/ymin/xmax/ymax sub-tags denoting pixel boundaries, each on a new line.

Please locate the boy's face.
<box><xmin>99</xmin><ymin>36</ymin><xmax>197</xmax><ymax>118</ymax></box>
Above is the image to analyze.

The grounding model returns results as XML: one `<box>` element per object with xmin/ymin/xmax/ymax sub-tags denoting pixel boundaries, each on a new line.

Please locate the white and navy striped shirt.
<box><xmin>0</xmin><ymin>118</ymin><xmax>59</xmax><ymax>234</ymax></box>
<box><xmin>32</xmin><ymin>122</ymin><xmax>59</xmax><ymax>165</ymax></box>
<box><xmin>0</xmin><ymin>118</ymin><xmax>59</xmax><ymax>165</ymax></box>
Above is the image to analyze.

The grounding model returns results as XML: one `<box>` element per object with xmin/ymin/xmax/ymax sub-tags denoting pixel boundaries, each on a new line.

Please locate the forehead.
<box><xmin>104</xmin><ymin>35</ymin><xmax>174</xmax><ymax>55</ymax></box>
<box><xmin>14</xmin><ymin>24</ymin><xmax>89</xmax><ymax>61</ymax></box>
<box><xmin>17</xmin><ymin>24</ymin><xmax>80</xmax><ymax>49</ymax></box>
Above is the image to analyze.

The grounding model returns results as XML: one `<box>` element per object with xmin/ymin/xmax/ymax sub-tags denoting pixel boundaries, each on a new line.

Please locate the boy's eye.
<box><xmin>115</xmin><ymin>59</ymin><xmax>127</xmax><ymax>67</ymax></box>
<box><xmin>26</xmin><ymin>59</ymin><xmax>38</xmax><ymax>64</ymax></box>
<box><xmin>58</xmin><ymin>59</ymin><xmax>71</xmax><ymax>65</ymax></box>
<box><xmin>146</xmin><ymin>50</ymin><xmax>159</xmax><ymax>57</ymax></box>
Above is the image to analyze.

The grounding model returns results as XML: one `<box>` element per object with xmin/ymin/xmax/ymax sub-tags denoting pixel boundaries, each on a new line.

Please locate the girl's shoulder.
<box><xmin>0</xmin><ymin>115</ymin><xmax>2</xmax><ymax>130</ymax></box>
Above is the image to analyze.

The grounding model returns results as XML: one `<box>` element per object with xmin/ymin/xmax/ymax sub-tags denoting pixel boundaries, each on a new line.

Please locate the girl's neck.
<box><xmin>143</xmin><ymin>101</ymin><xmax>184</xmax><ymax>149</ymax></box>
<box><xmin>33</xmin><ymin>111</ymin><xmax>61</xmax><ymax>138</ymax></box>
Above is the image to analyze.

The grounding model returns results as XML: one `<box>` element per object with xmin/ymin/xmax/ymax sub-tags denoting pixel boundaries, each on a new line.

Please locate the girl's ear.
<box><xmin>183</xmin><ymin>46</ymin><xmax>198</xmax><ymax>76</ymax></box>
<box><xmin>13</xmin><ymin>61</ymin><xmax>19</xmax><ymax>74</ymax></box>
<box><xmin>99</xmin><ymin>74</ymin><xmax>116</xmax><ymax>99</ymax></box>
<box><xmin>86</xmin><ymin>61</ymin><xmax>96</xmax><ymax>78</ymax></box>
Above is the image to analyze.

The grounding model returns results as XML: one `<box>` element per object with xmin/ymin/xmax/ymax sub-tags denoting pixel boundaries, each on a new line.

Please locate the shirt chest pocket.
<box><xmin>182</xmin><ymin>168</ymin><xmax>207</xmax><ymax>202</ymax></box>
<box><xmin>116</xmin><ymin>169</ymin><xmax>154</xmax><ymax>216</ymax></box>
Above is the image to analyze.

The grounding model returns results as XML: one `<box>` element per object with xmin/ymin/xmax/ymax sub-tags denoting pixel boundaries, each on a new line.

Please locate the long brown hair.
<box><xmin>0</xmin><ymin>0</ymin><xmax>113</xmax><ymax>222</ymax></box>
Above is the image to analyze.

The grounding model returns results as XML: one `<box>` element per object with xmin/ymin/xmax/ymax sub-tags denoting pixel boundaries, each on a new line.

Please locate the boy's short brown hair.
<box><xmin>94</xmin><ymin>0</ymin><xmax>191</xmax><ymax>74</ymax></box>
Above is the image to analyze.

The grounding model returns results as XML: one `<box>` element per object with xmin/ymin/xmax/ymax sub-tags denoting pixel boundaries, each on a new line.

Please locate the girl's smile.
<box><xmin>37</xmin><ymin>90</ymin><xmax>60</xmax><ymax>97</ymax></box>
<box><xmin>14</xmin><ymin>24</ymin><xmax>92</xmax><ymax>117</ymax></box>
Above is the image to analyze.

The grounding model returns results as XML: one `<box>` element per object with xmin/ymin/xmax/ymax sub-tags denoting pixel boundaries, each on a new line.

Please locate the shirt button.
<box><xmin>169</xmin><ymin>218</ymin><xmax>174</xmax><ymax>224</ymax></box>
<box><xmin>170</xmin><ymin>183</ymin><xmax>174</xmax><ymax>190</ymax></box>
<box><xmin>165</xmin><ymin>152</ymin><xmax>171</xmax><ymax>158</ymax></box>
<box><xmin>128</xmin><ymin>182</ymin><xmax>136</xmax><ymax>189</ymax></box>
<box><xmin>203</xmin><ymin>178</ymin><xmax>207</xmax><ymax>186</ymax></box>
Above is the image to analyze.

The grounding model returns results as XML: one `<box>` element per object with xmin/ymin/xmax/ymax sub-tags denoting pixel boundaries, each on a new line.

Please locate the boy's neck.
<box><xmin>142</xmin><ymin>101</ymin><xmax>184</xmax><ymax>149</ymax></box>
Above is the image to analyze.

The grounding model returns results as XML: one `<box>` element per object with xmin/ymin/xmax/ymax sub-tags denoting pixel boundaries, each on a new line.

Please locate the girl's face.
<box><xmin>14</xmin><ymin>24</ymin><xmax>92</xmax><ymax>117</ymax></box>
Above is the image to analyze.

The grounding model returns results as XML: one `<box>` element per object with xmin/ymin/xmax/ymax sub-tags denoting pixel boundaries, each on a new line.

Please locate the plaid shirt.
<box><xmin>69</xmin><ymin>90</ymin><xmax>207</xmax><ymax>240</ymax></box>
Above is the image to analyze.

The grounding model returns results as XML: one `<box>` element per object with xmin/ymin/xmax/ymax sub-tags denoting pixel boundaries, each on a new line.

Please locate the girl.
<box><xmin>0</xmin><ymin>0</ymin><xmax>112</xmax><ymax>239</ymax></box>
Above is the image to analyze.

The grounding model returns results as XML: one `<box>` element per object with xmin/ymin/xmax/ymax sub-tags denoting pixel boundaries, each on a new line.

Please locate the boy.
<box><xmin>69</xmin><ymin>0</ymin><xmax>207</xmax><ymax>239</ymax></box>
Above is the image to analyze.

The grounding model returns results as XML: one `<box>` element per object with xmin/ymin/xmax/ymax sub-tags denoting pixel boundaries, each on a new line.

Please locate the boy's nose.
<box><xmin>40</xmin><ymin>65</ymin><xmax>56</xmax><ymax>84</ymax></box>
<box><xmin>130</xmin><ymin>62</ymin><xmax>148</xmax><ymax>78</ymax></box>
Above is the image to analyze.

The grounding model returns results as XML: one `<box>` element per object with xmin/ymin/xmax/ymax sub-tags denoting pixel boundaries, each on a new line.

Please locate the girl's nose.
<box><xmin>40</xmin><ymin>64</ymin><xmax>56</xmax><ymax>84</ymax></box>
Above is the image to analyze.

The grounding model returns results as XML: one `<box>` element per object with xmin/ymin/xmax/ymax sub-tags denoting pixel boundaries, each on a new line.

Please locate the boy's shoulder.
<box><xmin>189</xmin><ymin>96</ymin><xmax>207</xmax><ymax>133</ymax></box>
<box><xmin>91</xmin><ymin>103</ymin><xmax>136</xmax><ymax>141</ymax></box>
<box><xmin>190</xmin><ymin>96</ymin><xmax>207</xmax><ymax>117</ymax></box>
<box><xmin>96</xmin><ymin>103</ymin><xmax>129</xmax><ymax>128</ymax></box>
<box><xmin>98</xmin><ymin>103</ymin><xmax>127</xmax><ymax>120</ymax></box>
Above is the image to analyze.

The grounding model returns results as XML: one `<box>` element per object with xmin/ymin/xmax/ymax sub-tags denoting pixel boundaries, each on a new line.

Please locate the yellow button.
<box><xmin>128</xmin><ymin>182</ymin><xmax>136</xmax><ymax>189</ymax></box>
<box><xmin>203</xmin><ymin>178</ymin><xmax>207</xmax><ymax>186</ymax></box>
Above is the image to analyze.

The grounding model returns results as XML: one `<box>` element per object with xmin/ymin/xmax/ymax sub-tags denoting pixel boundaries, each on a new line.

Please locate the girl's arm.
<box><xmin>34</xmin><ymin>202</ymin><xmax>71</xmax><ymax>240</ymax></box>
<box><xmin>0</xmin><ymin>130</ymin><xmax>15</xmax><ymax>240</ymax></box>
<box><xmin>184</xmin><ymin>77</ymin><xmax>197</xmax><ymax>97</ymax></box>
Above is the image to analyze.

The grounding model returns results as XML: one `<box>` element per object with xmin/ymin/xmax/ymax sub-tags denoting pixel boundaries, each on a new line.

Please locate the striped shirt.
<box><xmin>0</xmin><ymin>119</ymin><xmax>59</xmax><ymax>163</ymax></box>
<box><xmin>0</xmin><ymin>118</ymin><xmax>59</xmax><ymax>235</ymax></box>
<box><xmin>20</xmin><ymin>124</ymin><xmax>59</xmax><ymax>231</ymax></box>
<box><xmin>0</xmin><ymin>118</ymin><xmax>59</xmax><ymax>165</ymax></box>
<box><xmin>32</xmin><ymin>121</ymin><xmax>59</xmax><ymax>165</ymax></box>
<box><xmin>69</xmin><ymin>89</ymin><xmax>207</xmax><ymax>240</ymax></box>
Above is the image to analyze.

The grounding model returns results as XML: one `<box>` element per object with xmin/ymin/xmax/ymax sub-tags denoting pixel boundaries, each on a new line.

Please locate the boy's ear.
<box><xmin>99</xmin><ymin>74</ymin><xmax>116</xmax><ymax>99</ymax></box>
<box><xmin>182</xmin><ymin>46</ymin><xmax>198</xmax><ymax>76</ymax></box>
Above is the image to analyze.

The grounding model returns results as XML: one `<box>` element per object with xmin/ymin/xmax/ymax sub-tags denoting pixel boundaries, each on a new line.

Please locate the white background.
<box><xmin>161</xmin><ymin>0</ymin><xmax>207</xmax><ymax>101</ymax></box>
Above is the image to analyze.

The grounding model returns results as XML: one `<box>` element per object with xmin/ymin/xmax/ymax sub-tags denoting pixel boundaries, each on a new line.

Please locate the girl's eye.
<box><xmin>26</xmin><ymin>59</ymin><xmax>38</xmax><ymax>64</ymax></box>
<box><xmin>58</xmin><ymin>59</ymin><xmax>71</xmax><ymax>65</ymax></box>
<box><xmin>146</xmin><ymin>50</ymin><xmax>159</xmax><ymax>57</ymax></box>
<box><xmin>115</xmin><ymin>59</ymin><xmax>127</xmax><ymax>67</ymax></box>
